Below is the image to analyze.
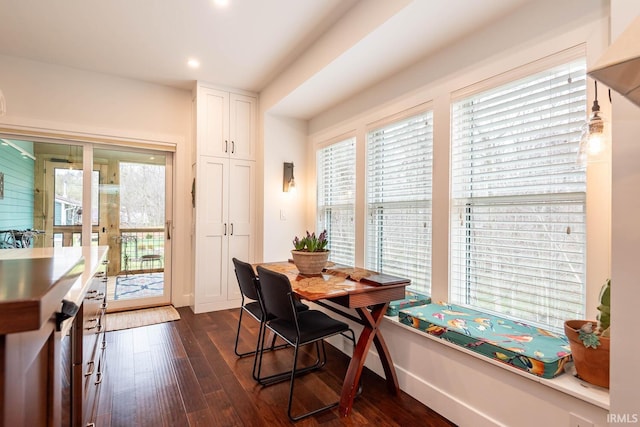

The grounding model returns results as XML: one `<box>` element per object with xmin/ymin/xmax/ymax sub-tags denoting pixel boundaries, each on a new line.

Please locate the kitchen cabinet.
<box><xmin>192</xmin><ymin>83</ymin><xmax>256</xmax><ymax>313</ymax></box>
<box><xmin>0</xmin><ymin>246</ymin><xmax>108</xmax><ymax>427</ymax></box>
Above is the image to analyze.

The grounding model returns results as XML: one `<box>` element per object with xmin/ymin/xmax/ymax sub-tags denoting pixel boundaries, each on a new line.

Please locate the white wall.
<box><xmin>0</xmin><ymin>54</ymin><xmax>194</xmax><ymax>307</ymax></box>
<box><xmin>299</xmin><ymin>0</ymin><xmax>616</xmax><ymax>425</ymax></box>
<box><xmin>610</xmin><ymin>0</ymin><xmax>640</xmax><ymax>422</ymax></box>
<box><xmin>261</xmin><ymin>113</ymin><xmax>308</xmax><ymax>261</ymax></box>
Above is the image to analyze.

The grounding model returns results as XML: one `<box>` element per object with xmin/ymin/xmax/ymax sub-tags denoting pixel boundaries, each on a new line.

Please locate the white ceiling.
<box><xmin>0</xmin><ymin>0</ymin><xmax>533</xmax><ymax>119</ymax></box>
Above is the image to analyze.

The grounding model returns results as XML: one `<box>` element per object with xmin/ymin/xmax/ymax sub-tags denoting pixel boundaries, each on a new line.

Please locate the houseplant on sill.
<box><xmin>291</xmin><ymin>230</ymin><xmax>329</xmax><ymax>275</ymax></box>
<box><xmin>564</xmin><ymin>278</ymin><xmax>611</xmax><ymax>388</ymax></box>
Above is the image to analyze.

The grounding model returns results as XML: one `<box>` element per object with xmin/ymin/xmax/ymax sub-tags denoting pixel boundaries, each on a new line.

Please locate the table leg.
<box><xmin>338</xmin><ymin>302</ymin><xmax>398</xmax><ymax>417</ymax></box>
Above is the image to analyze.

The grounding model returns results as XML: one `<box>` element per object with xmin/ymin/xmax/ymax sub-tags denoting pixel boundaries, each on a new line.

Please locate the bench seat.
<box><xmin>398</xmin><ymin>301</ymin><xmax>572</xmax><ymax>379</ymax></box>
<box><xmin>385</xmin><ymin>290</ymin><xmax>432</xmax><ymax>317</ymax></box>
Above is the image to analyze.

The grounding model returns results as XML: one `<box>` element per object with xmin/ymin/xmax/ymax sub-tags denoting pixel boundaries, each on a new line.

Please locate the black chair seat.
<box><xmin>269</xmin><ymin>311</ymin><xmax>348</xmax><ymax>345</ymax></box>
<box><xmin>243</xmin><ymin>301</ymin><xmax>263</xmax><ymax>321</ymax></box>
<box><xmin>245</xmin><ymin>299</ymin><xmax>309</xmax><ymax>323</ymax></box>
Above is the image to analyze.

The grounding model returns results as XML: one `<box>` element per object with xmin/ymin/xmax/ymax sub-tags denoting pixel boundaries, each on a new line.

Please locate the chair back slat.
<box><xmin>233</xmin><ymin>258</ymin><xmax>260</xmax><ymax>301</ymax></box>
<box><xmin>256</xmin><ymin>266</ymin><xmax>296</xmax><ymax>323</ymax></box>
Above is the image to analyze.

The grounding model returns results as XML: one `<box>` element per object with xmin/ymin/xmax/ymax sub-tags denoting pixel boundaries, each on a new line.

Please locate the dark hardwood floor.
<box><xmin>96</xmin><ymin>306</ymin><xmax>456</xmax><ymax>426</ymax></box>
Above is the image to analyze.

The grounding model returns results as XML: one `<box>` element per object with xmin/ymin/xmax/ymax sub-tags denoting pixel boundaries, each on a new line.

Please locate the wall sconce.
<box><xmin>283</xmin><ymin>162</ymin><xmax>296</xmax><ymax>193</ymax></box>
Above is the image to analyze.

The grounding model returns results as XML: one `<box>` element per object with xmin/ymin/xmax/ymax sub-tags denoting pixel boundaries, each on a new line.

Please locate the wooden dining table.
<box><xmin>257</xmin><ymin>261</ymin><xmax>410</xmax><ymax>417</ymax></box>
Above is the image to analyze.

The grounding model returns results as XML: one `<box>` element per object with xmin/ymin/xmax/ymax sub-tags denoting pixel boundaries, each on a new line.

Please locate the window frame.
<box><xmin>316</xmin><ymin>136</ymin><xmax>357</xmax><ymax>266</ymax></box>
<box><xmin>364</xmin><ymin>108</ymin><xmax>434</xmax><ymax>294</ymax></box>
<box><xmin>449</xmin><ymin>51</ymin><xmax>588</xmax><ymax>332</ymax></box>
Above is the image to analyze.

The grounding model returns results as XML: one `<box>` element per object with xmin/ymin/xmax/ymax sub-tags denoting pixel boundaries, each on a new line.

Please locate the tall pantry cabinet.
<box><xmin>192</xmin><ymin>83</ymin><xmax>256</xmax><ymax>313</ymax></box>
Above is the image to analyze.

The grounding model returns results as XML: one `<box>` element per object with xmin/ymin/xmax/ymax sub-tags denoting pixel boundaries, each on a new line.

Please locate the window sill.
<box><xmin>385</xmin><ymin>315</ymin><xmax>610</xmax><ymax>411</ymax></box>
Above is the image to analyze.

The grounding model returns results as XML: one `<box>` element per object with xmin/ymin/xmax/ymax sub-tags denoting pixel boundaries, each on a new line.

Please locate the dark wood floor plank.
<box><xmin>100</xmin><ymin>306</ymin><xmax>456</xmax><ymax>427</ymax></box>
<box><xmin>172</xmin><ymin>356</ymin><xmax>209</xmax><ymax>415</ymax></box>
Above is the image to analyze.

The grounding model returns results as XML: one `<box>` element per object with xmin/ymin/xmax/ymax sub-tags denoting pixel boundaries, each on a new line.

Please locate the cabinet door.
<box><xmin>227</xmin><ymin>159</ymin><xmax>255</xmax><ymax>300</ymax></box>
<box><xmin>195</xmin><ymin>156</ymin><xmax>229</xmax><ymax>303</ymax></box>
<box><xmin>198</xmin><ymin>88</ymin><xmax>230</xmax><ymax>157</ymax></box>
<box><xmin>229</xmin><ymin>93</ymin><xmax>256</xmax><ymax>160</ymax></box>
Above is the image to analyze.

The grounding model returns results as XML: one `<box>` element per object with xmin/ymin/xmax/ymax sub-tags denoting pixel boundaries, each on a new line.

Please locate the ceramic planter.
<box><xmin>291</xmin><ymin>250</ymin><xmax>330</xmax><ymax>275</ymax></box>
<box><xmin>564</xmin><ymin>319</ymin><xmax>610</xmax><ymax>388</ymax></box>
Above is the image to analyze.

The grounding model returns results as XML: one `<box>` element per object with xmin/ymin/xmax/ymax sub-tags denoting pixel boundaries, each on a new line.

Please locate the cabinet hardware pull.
<box><xmin>86</xmin><ymin>289</ymin><xmax>98</xmax><ymax>295</ymax></box>
<box><xmin>224</xmin><ymin>223</ymin><xmax>227</xmax><ymax>235</ymax></box>
<box><xmin>230</xmin><ymin>223</ymin><xmax>234</xmax><ymax>235</ymax></box>
<box><xmin>231</xmin><ymin>141</ymin><xmax>235</xmax><ymax>153</ymax></box>
<box><xmin>225</xmin><ymin>140</ymin><xmax>228</xmax><ymax>152</ymax></box>
<box><xmin>95</xmin><ymin>372</ymin><xmax>103</xmax><ymax>385</ymax></box>
<box><xmin>97</xmin><ymin>323</ymin><xmax>103</xmax><ymax>332</ymax></box>
<box><xmin>101</xmin><ymin>341</ymin><xmax>107</xmax><ymax>350</ymax></box>
<box><xmin>85</xmin><ymin>361</ymin><xmax>95</xmax><ymax>377</ymax></box>
<box><xmin>100</xmin><ymin>302</ymin><xmax>108</xmax><ymax>310</ymax></box>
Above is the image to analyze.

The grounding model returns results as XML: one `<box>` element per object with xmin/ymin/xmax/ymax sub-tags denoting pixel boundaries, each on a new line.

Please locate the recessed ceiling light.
<box><xmin>187</xmin><ymin>58</ymin><xmax>200</xmax><ymax>69</ymax></box>
<box><xmin>213</xmin><ymin>0</ymin><xmax>229</xmax><ymax>7</ymax></box>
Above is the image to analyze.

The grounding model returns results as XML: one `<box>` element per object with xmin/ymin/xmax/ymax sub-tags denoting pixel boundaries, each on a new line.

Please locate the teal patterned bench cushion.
<box><xmin>385</xmin><ymin>290</ymin><xmax>432</xmax><ymax>317</ymax></box>
<box><xmin>398</xmin><ymin>302</ymin><xmax>572</xmax><ymax>379</ymax></box>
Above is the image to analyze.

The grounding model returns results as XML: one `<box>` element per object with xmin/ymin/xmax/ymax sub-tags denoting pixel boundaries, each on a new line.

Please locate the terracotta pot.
<box><xmin>291</xmin><ymin>250</ymin><xmax>330</xmax><ymax>275</ymax></box>
<box><xmin>564</xmin><ymin>320</ymin><xmax>610</xmax><ymax>388</ymax></box>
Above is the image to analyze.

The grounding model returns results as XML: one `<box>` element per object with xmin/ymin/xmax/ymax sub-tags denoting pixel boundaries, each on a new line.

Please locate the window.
<box><xmin>450</xmin><ymin>58</ymin><xmax>587</xmax><ymax>332</ymax></box>
<box><xmin>366</xmin><ymin>111</ymin><xmax>433</xmax><ymax>293</ymax></box>
<box><xmin>317</xmin><ymin>137</ymin><xmax>356</xmax><ymax>266</ymax></box>
<box><xmin>53</xmin><ymin>168</ymin><xmax>99</xmax><ymax>226</ymax></box>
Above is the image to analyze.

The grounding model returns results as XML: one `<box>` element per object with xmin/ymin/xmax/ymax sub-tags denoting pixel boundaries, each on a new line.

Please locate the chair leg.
<box><xmin>257</xmin><ymin>334</ymin><xmax>326</xmax><ymax>386</ymax></box>
<box><xmin>287</xmin><ymin>340</ymin><xmax>339</xmax><ymax>422</ymax></box>
<box><xmin>233</xmin><ymin>307</ymin><xmax>247</xmax><ymax>357</ymax></box>
<box><xmin>251</xmin><ymin>319</ymin><xmax>266</xmax><ymax>381</ymax></box>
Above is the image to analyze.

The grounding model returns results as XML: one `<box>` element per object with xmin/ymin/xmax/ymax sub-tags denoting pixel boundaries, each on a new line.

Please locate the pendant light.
<box><xmin>577</xmin><ymin>81</ymin><xmax>608</xmax><ymax>166</ymax></box>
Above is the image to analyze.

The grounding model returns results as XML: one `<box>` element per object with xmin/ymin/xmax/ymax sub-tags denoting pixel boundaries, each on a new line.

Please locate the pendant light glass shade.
<box><xmin>577</xmin><ymin>82</ymin><xmax>608</xmax><ymax>166</ymax></box>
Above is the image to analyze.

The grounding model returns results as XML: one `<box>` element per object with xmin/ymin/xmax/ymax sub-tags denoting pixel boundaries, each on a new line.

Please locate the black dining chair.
<box><xmin>232</xmin><ymin>258</ymin><xmax>309</xmax><ymax>382</ymax></box>
<box><xmin>255</xmin><ymin>265</ymin><xmax>356</xmax><ymax>421</ymax></box>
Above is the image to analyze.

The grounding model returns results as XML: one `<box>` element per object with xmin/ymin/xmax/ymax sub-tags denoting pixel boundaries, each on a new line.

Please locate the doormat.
<box><xmin>106</xmin><ymin>305</ymin><xmax>180</xmax><ymax>332</ymax></box>
<box><xmin>114</xmin><ymin>272</ymin><xmax>164</xmax><ymax>300</ymax></box>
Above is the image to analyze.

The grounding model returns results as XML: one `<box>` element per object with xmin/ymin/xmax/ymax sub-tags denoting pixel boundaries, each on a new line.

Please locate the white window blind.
<box><xmin>450</xmin><ymin>58</ymin><xmax>587</xmax><ymax>332</ymax></box>
<box><xmin>317</xmin><ymin>137</ymin><xmax>356</xmax><ymax>266</ymax></box>
<box><xmin>366</xmin><ymin>111</ymin><xmax>433</xmax><ymax>293</ymax></box>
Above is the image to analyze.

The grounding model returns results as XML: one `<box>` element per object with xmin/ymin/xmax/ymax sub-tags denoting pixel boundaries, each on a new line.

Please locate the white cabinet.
<box><xmin>192</xmin><ymin>83</ymin><xmax>256</xmax><ymax>313</ymax></box>
<box><xmin>197</xmin><ymin>86</ymin><xmax>257</xmax><ymax>160</ymax></box>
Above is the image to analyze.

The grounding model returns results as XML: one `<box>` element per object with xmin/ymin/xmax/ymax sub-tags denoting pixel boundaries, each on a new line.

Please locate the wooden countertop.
<box><xmin>0</xmin><ymin>246</ymin><xmax>108</xmax><ymax>335</ymax></box>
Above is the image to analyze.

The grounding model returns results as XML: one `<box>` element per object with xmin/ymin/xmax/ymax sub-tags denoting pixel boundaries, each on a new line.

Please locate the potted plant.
<box><xmin>564</xmin><ymin>278</ymin><xmax>611</xmax><ymax>388</ymax></box>
<box><xmin>291</xmin><ymin>230</ymin><xmax>330</xmax><ymax>275</ymax></box>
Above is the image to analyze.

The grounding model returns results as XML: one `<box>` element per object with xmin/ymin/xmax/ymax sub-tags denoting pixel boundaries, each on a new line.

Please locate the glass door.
<box><xmin>93</xmin><ymin>146</ymin><xmax>173</xmax><ymax>311</ymax></box>
<box><xmin>0</xmin><ymin>136</ymin><xmax>173</xmax><ymax>310</ymax></box>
